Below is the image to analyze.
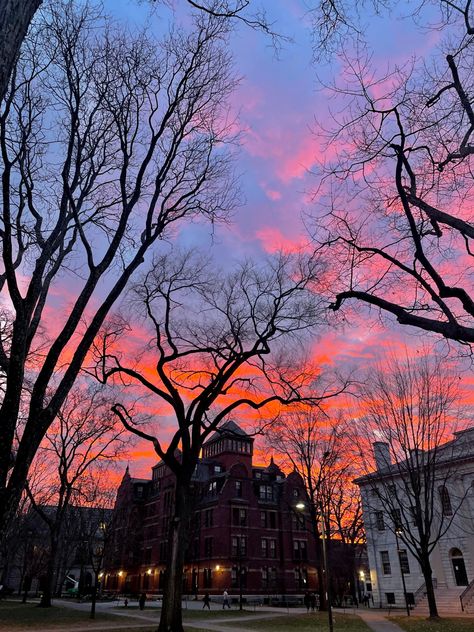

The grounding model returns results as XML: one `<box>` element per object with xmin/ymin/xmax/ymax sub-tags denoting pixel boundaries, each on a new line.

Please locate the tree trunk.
<box><xmin>0</xmin><ymin>0</ymin><xmax>42</xmax><ymax>103</ymax></box>
<box><xmin>420</xmin><ymin>556</ymin><xmax>439</xmax><ymax>619</ymax></box>
<box><xmin>90</xmin><ymin>583</ymin><xmax>97</xmax><ymax>619</ymax></box>
<box><xmin>39</xmin><ymin>536</ymin><xmax>58</xmax><ymax>608</ymax></box>
<box><xmin>158</xmin><ymin>482</ymin><xmax>192</xmax><ymax>632</ymax></box>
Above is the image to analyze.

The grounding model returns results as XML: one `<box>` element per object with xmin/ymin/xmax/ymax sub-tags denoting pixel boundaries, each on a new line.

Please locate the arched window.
<box><xmin>439</xmin><ymin>486</ymin><xmax>453</xmax><ymax>516</ymax></box>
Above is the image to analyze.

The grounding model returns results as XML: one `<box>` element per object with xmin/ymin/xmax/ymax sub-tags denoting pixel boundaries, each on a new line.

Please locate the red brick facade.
<box><xmin>104</xmin><ymin>421</ymin><xmax>318</xmax><ymax>597</ymax></box>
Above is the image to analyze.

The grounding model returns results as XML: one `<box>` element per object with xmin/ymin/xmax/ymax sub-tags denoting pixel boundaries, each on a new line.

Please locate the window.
<box><xmin>232</xmin><ymin>507</ymin><xmax>247</xmax><ymax>526</ymax></box>
<box><xmin>406</xmin><ymin>593</ymin><xmax>415</xmax><ymax>605</ymax></box>
<box><xmin>398</xmin><ymin>549</ymin><xmax>410</xmax><ymax>574</ymax></box>
<box><xmin>214</xmin><ymin>465</ymin><xmax>222</xmax><ymax>474</ymax></box>
<box><xmin>231</xmin><ymin>536</ymin><xmax>246</xmax><ymax>557</ymax></box>
<box><xmin>391</xmin><ymin>508</ymin><xmax>402</xmax><ymax>530</ymax></box>
<box><xmin>255</xmin><ymin>471</ymin><xmax>262</xmax><ymax>479</ymax></box>
<box><xmin>261</xmin><ymin>537</ymin><xmax>277</xmax><ymax>559</ymax></box>
<box><xmin>231</xmin><ymin>566</ymin><xmax>238</xmax><ymax>588</ymax></box>
<box><xmin>261</xmin><ymin>567</ymin><xmax>268</xmax><ymax>588</ymax></box>
<box><xmin>439</xmin><ymin>486</ymin><xmax>453</xmax><ymax>516</ymax></box>
<box><xmin>235</xmin><ymin>481</ymin><xmax>242</xmax><ymax>498</ymax></box>
<box><xmin>375</xmin><ymin>511</ymin><xmax>385</xmax><ymax>531</ymax></box>
<box><xmin>292</xmin><ymin>513</ymin><xmax>305</xmax><ymax>531</ymax></box>
<box><xmin>208</xmin><ymin>481</ymin><xmax>217</xmax><ymax>495</ymax></box>
<box><xmin>259</xmin><ymin>485</ymin><xmax>273</xmax><ymax>500</ymax></box>
<box><xmin>385</xmin><ymin>592</ymin><xmax>396</xmax><ymax>605</ymax></box>
<box><xmin>204</xmin><ymin>537</ymin><xmax>213</xmax><ymax>557</ymax></box>
<box><xmin>294</xmin><ymin>567</ymin><xmax>308</xmax><ymax>590</ymax></box>
<box><xmin>204</xmin><ymin>509</ymin><xmax>214</xmax><ymax>528</ymax></box>
<box><xmin>203</xmin><ymin>568</ymin><xmax>212</xmax><ymax>588</ymax></box>
<box><xmin>293</xmin><ymin>540</ymin><xmax>307</xmax><ymax>561</ymax></box>
<box><xmin>292</xmin><ymin>489</ymin><xmax>299</xmax><ymax>497</ymax></box>
<box><xmin>260</xmin><ymin>511</ymin><xmax>267</xmax><ymax>528</ymax></box>
<box><xmin>269</xmin><ymin>512</ymin><xmax>277</xmax><ymax>529</ymax></box>
<box><xmin>380</xmin><ymin>551</ymin><xmax>391</xmax><ymax>575</ymax></box>
<box><xmin>410</xmin><ymin>506</ymin><xmax>418</xmax><ymax>526</ymax></box>
<box><xmin>136</xmin><ymin>485</ymin><xmax>144</xmax><ymax>498</ymax></box>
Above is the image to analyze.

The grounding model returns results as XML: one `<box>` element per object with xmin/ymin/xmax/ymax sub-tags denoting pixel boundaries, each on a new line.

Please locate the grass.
<box><xmin>225</xmin><ymin>612</ymin><xmax>372</xmax><ymax>631</ymax></box>
<box><xmin>395</xmin><ymin>615</ymin><xmax>474</xmax><ymax>632</ymax></box>
<box><xmin>0</xmin><ymin>601</ymin><xmax>374</xmax><ymax>632</ymax></box>
<box><xmin>0</xmin><ymin>600</ymin><xmax>146</xmax><ymax>630</ymax></box>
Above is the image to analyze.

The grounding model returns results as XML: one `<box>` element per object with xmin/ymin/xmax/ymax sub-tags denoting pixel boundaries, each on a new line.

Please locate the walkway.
<box><xmin>356</xmin><ymin>609</ymin><xmax>405</xmax><ymax>632</ymax></box>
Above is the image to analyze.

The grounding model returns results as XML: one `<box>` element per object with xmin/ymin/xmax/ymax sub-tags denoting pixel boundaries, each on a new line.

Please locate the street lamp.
<box><xmin>296</xmin><ymin>501</ymin><xmax>333</xmax><ymax>632</ymax></box>
<box><xmin>395</xmin><ymin>528</ymin><xmax>410</xmax><ymax>617</ymax></box>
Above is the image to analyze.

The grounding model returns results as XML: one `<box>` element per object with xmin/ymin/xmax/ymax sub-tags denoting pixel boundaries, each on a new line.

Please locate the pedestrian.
<box><xmin>304</xmin><ymin>590</ymin><xmax>310</xmax><ymax>613</ymax></box>
<box><xmin>223</xmin><ymin>588</ymin><xmax>231</xmax><ymax>609</ymax></box>
<box><xmin>202</xmin><ymin>591</ymin><xmax>211</xmax><ymax>610</ymax></box>
<box><xmin>310</xmin><ymin>592</ymin><xmax>316</xmax><ymax>612</ymax></box>
<box><xmin>139</xmin><ymin>592</ymin><xmax>146</xmax><ymax>610</ymax></box>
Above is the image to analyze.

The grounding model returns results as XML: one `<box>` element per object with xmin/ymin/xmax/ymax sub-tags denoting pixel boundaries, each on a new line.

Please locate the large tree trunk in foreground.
<box><xmin>158</xmin><ymin>482</ymin><xmax>192</xmax><ymax>632</ymax></box>
<box><xmin>0</xmin><ymin>0</ymin><xmax>41</xmax><ymax>102</ymax></box>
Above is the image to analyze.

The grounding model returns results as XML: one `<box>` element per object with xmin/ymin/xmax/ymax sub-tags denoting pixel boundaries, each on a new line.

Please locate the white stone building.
<box><xmin>355</xmin><ymin>427</ymin><xmax>474</xmax><ymax>614</ymax></box>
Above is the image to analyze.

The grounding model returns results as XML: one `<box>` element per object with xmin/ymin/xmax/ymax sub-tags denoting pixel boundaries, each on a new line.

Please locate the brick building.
<box><xmin>103</xmin><ymin>421</ymin><xmax>319</xmax><ymax>597</ymax></box>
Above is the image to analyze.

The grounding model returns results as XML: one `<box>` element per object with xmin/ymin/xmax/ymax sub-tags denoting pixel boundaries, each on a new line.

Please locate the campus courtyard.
<box><xmin>1</xmin><ymin>598</ymin><xmax>474</xmax><ymax>632</ymax></box>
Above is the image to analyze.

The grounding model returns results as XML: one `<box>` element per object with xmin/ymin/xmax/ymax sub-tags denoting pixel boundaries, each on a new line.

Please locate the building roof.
<box><xmin>355</xmin><ymin>425</ymin><xmax>474</xmax><ymax>486</ymax></box>
<box><xmin>207</xmin><ymin>419</ymin><xmax>251</xmax><ymax>442</ymax></box>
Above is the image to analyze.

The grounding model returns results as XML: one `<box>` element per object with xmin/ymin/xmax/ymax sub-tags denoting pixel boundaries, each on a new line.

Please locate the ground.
<box><xmin>1</xmin><ymin>599</ymin><xmax>473</xmax><ymax>632</ymax></box>
<box><xmin>395</xmin><ymin>616</ymin><xmax>474</xmax><ymax>632</ymax></box>
<box><xmin>0</xmin><ymin>601</ymin><xmax>371</xmax><ymax>631</ymax></box>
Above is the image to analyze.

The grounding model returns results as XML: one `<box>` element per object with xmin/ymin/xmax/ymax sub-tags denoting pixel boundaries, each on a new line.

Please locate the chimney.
<box><xmin>373</xmin><ymin>441</ymin><xmax>391</xmax><ymax>471</ymax></box>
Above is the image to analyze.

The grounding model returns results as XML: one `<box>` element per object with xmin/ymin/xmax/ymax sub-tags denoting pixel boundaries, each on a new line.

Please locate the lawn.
<box><xmin>0</xmin><ymin>601</ymin><xmax>147</xmax><ymax>630</ymax></box>
<box><xmin>226</xmin><ymin>612</ymin><xmax>371</xmax><ymax>631</ymax></box>
<box><xmin>395</xmin><ymin>616</ymin><xmax>474</xmax><ymax>632</ymax></box>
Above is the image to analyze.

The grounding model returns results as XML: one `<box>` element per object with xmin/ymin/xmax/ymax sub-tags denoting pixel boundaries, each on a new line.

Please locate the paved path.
<box><xmin>356</xmin><ymin>609</ymin><xmax>405</xmax><ymax>632</ymax></box>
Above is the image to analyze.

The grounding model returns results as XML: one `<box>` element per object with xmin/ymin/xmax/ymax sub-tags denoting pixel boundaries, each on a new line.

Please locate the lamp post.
<box><xmin>296</xmin><ymin>501</ymin><xmax>333</xmax><ymax>632</ymax></box>
<box><xmin>395</xmin><ymin>528</ymin><xmax>410</xmax><ymax>617</ymax></box>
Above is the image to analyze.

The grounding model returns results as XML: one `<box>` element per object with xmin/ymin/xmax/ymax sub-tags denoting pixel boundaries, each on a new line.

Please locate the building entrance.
<box><xmin>450</xmin><ymin>549</ymin><xmax>468</xmax><ymax>586</ymax></box>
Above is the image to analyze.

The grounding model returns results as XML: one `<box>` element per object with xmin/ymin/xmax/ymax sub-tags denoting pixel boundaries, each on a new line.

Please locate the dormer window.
<box><xmin>214</xmin><ymin>465</ymin><xmax>222</xmax><ymax>474</ymax></box>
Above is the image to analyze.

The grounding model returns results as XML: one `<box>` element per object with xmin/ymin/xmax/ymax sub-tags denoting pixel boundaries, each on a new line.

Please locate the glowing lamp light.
<box><xmin>118</xmin><ymin>571</ymin><xmax>123</xmax><ymax>577</ymax></box>
<box><xmin>215</xmin><ymin>565</ymin><xmax>220</xmax><ymax>571</ymax></box>
<box><xmin>295</xmin><ymin>501</ymin><xmax>305</xmax><ymax>511</ymax></box>
<box><xmin>147</xmin><ymin>568</ymin><xmax>152</xmax><ymax>575</ymax></box>
<box><xmin>359</xmin><ymin>571</ymin><xmax>365</xmax><ymax>580</ymax></box>
<box><xmin>98</xmin><ymin>572</ymin><xmax>104</xmax><ymax>579</ymax></box>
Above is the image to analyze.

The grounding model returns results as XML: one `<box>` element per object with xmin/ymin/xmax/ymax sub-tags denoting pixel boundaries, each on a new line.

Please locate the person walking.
<box><xmin>139</xmin><ymin>593</ymin><xmax>146</xmax><ymax>610</ymax></box>
<box><xmin>304</xmin><ymin>591</ymin><xmax>310</xmax><ymax>613</ymax></box>
<box><xmin>203</xmin><ymin>591</ymin><xmax>211</xmax><ymax>610</ymax></box>
<box><xmin>223</xmin><ymin>589</ymin><xmax>231</xmax><ymax>609</ymax></box>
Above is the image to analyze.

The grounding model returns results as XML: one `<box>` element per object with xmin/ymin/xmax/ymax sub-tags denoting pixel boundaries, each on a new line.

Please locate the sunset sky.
<box><xmin>97</xmin><ymin>0</ymin><xmax>473</xmax><ymax>476</ymax></box>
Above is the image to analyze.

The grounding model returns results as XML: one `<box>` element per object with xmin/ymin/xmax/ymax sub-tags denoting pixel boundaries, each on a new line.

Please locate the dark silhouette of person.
<box><xmin>203</xmin><ymin>591</ymin><xmax>211</xmax><ymax>609</ymax></box>
<box><xmin>304</xmin><ymin>591</ymin><xmax>310</xmax><ymax>613</ymax></box>
<box><xmin>139</xmin><ymin>592</ymin><xmax>146</xmax><ymax>610</ymax></box>
<box><xmin>310</xmin><ymin>592</ymin><xmax>316</xmax><ymax>612</ymax></box>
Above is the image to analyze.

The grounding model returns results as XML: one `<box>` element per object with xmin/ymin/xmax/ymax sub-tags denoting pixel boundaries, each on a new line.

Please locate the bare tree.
<box><xmin>92</xmin><ymin>248</ymin><xmax>341</xmax><ymax>632</ymax></box>
<box><xmin>73</xmin><ymin>477</ymin><xmax>115</xmax><ymax>620</ymax></box>
<box><xmin>0</xmin><ymin>0</ymin><xmax>237</xmax><ymax>540</ymax></box>
<box><xmin>315</xmin><ymin>3</ymin><xmax>474</xmax><ymax>347</ymax></box>
<box><xmin>25</xmin><ymin>384</ymin><xmax>127</xmax><ymax>607</ymax></box>
<box><xmin>354</xmin><ymin>353</ymin><xmax>467</xmax><ymax>618</ymax></box>
<box><xmin>268</xmin><ymin>409</ymin><xmax>361</xmax><ymax>609</ymax></box>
